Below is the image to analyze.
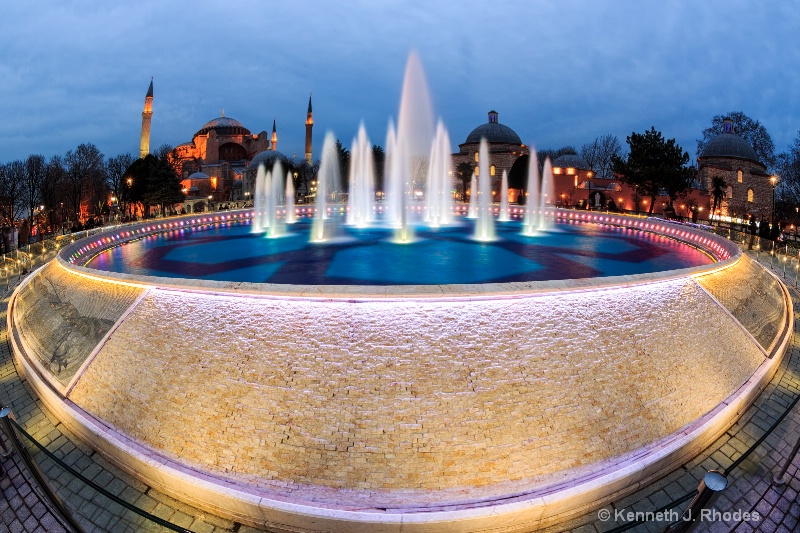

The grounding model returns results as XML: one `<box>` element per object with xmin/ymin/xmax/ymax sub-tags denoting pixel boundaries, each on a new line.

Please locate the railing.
<box><xmin>0</xmin><ymin>406</ymin><xmax>192</xmax><ymax>532</ymax></box>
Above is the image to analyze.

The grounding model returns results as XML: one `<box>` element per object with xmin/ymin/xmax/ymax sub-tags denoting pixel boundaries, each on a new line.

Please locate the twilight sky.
<box><xmin>2</xmin><ymin>1</ymin><xmax>799</xmax><ymax>165</ymax></box>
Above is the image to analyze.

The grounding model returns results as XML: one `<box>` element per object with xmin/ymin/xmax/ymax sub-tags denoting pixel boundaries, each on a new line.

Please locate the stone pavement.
<box><xmin>0</xmin><ymin>248</ymin><xmax>798</xmax><ymax>533</ymax></box>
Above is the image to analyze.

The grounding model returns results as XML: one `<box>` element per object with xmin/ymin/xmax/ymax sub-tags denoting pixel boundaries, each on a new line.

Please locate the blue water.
<box><xmin>87</xmin><ymin>217</ymin><xmax>713</xmax><ymax>285</ymax></box>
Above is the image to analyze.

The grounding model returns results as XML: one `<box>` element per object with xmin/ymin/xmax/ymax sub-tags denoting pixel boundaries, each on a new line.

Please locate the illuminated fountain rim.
<box><xmin>61</xmin><ymin>209</ymin><xmax>740</xmax><ymax>299</ymax></box>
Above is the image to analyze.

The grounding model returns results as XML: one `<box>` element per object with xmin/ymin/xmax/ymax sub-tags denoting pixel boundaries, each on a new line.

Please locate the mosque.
<box><xmin>138</xmin><ymin>80</ymin><xmax>313</xmax><ymax>212</ymax></box>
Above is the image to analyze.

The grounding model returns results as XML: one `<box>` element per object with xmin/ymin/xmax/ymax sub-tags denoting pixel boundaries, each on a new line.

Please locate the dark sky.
<box><xmin>2</xmin><ymin>1</ymin><xmax>799</xmax><ymax>164</ymax></box>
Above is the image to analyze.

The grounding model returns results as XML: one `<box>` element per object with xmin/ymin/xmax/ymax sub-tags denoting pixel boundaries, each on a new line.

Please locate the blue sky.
<box><xmin>2</xmin><ymin>1</ymin><xmax>799</xmax><ymax>164</ymax></box>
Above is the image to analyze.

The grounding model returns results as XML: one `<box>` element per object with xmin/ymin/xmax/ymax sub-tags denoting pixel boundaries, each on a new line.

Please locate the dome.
<box><xmin>464</xmin><ymin>110</ymin><xmax>522</xmax><ymax>145</ymax></box>
<box><xmin>195</xmin><ymin>116</ymin><xmax>251</xmax><ymax>138</ymax></box>
<box><xmin>700</xmin><ymin>133</ymin><xmax>760</xmax><ymax>163</ymax></box>
<box><xmin>250</xmin><ymin>150</ymin><xmax>289</xmax><ymax>169</ymax></box>
<box><xmin>188</xmin><ymin>172</ymin><xmax>209</xmax><ymax>179</ymax></box>
<box><xmin>553</xmin><ymin>154</ymin><xmax>590</xmax><ymax>171</ymax></box>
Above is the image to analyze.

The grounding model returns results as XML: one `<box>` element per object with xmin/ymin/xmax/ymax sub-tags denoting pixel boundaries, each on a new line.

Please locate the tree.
<box><xmin>580</xmin><ymin>135</ymin><xmax>623</xmax><ymax>179</ymax></box>
<box><xmin>43</xmin><ymin>156</ymin><xmax>67</xmax><ymax>232</ymax></box>
<box><xmin>126</xmin><ymin>154</ymin><xmax>184</xmax><ymax>218</ymax></box>
<box><xmin>0</xmin><ymin>160</ymin><xmax>25</xmax><ymax>225</ymax></box>
<box><xmin>372</xmin><ymin>144</ymin><xmax>385</xmax><ymax>194</ymax></box>
<box><xmin>106</xmin><ymin>153</ymin><xmax>135</xmax><ymax>219</ymax></box>
<box><xmin>335</xmin><ymin>139</ymin><xmax>350</xmax><ymax>192</ymax></box>
<box><xmin>22</xmin><ymin>154</ymin><xmax>46</xmax><ymax>240</ymax></box>
<box><xmin>64</xmin><ymin>143</ymin><xmax>104</xmax><ymax>223</ymax></box>
<box><xmin>697</xmin><ymin>111</ymin><xmax>776</xmax><ymax>171</ymax></box>
<box><xmin>612</xmin><ymin>127</ymin><xmax>693</xmax><ymax>214</ymax></box>
<box><xmin>537</xmin><ymin>146</ymin><xmax>576</xmax><ymax>172</ymax></box>
<box><xmin>710</xmin><ymin>176</ymin><xmax>727</xmax><ymax>223</ymax></box>
<box><xmin>455</xmin><ymin>161</ymin><xmax>474</xmax><ymax>201</ymax></box>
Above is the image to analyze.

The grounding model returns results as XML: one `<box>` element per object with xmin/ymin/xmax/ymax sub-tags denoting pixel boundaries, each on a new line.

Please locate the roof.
<box><xmin>700</xmin><ymin>133</ymin><xmax>760</xmax><ymax>163</ymax></box>
<box><xmin>195</xmin><ymin>116</ymin><xmax>251</xmax><ymax>138</ymax></box>
<box><xmin>250</xmin><ymin>150</ymin><xmax>289</xmax><ymax>168</ymax></box>
<box><xmin>553</xmin><ymin>154</ymin><xmax>590</xmax><ymax>170</ymax></box>
<box><xmin>188</xmin><ymin>172</ymin><xmax>209</xmax><ymax>179</ymax></box>
<box><xmin>465</xmin><ymin>122</ymin><xmax>522</xmax><ymax>145</ymax></box>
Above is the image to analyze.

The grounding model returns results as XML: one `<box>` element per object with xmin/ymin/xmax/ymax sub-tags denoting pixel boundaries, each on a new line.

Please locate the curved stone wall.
<box><xmin>8</xmin><ymin>215</ymin><xmax>792</xmax><ymax>532</ymax></box>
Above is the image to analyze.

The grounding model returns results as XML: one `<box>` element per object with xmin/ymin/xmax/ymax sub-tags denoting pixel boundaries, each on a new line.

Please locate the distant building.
<box><xmin>452</xmin><ymin>110</ymin><xmax>528</xmax><ymax>201</ymax></box>
<box><xmin>696</xmin><ymin>118</ymin><xmax>773</xmax><ymax>219</ymax></box>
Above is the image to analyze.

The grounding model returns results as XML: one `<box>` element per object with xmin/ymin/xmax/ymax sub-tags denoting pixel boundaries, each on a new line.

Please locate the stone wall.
<box><xmin>66</xmin><ymin>274</ymin><xmax>765</xmax><ymax>508</ymax></box>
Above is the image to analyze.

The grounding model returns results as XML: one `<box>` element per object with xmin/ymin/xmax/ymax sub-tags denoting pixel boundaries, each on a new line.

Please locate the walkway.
<box><xmin>0</xmin><ymin>249</ymin><xmax>798</xmax><ymax>532</ymax></box>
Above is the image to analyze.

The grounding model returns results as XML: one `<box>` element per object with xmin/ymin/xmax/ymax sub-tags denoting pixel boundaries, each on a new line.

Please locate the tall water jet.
<box><xmin>539</xmin><ymin>157</ymin><xmax>554</xmax><ymax>231</ymax></box>
<box><xmin>424</xmin><ymin>121</ymin><xmax>454</xmax><ymax>227</ymax></box>
<box><xmin>474</xmin><ymin>139</ymin><xmax>495</xmax><ymax>241</ymax></box>
<box><xmin>523</xmin><ymin>148</ymin><xmax>541</xmax><ymax>235</ymax></box>
<box><xmin>386</xmin><ymin>52</ymin><xmax>435</xmax><ymax>240</ymax></box>
<box><xmin>347</xmin><ymin>124</ymin><xmax>375</xmax><ymax>228</ymax></box>
<box><xmin>499</xmin><ymin>170</ymin><xmax>510</xmax><ymax>222</ymax></box>
<box><xmin>468</xmin><ymin>174</ymin><xmax>478</xmax><ymax>218</ymax></box>
<box><xmin>252</xmin><ymin>163</ymin><xmax>267</xmax><ymax>233</ymax></box>
<box><xmin>311</xmin><ymin>133</ymin><xmax>340</xmax><ymax>242</ymax></box>
<box><xmin>285</xmin><ymin>171</ymin><xmax>296</xmax><ymax>224</ymax></box>
<box><xmin>266</xmin><ymin>161</ymin><xmax>285</xmax><ymax>238</ymax></box>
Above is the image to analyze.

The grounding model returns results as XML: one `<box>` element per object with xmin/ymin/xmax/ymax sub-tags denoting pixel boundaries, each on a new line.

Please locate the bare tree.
<box><xmin>580</xmin><ymin>134</ymin><xmax>623</xmax><ymax>179</ymax></box>
<box><xmin>409</xmin><ymin>155</ymin><xmax>429</xmax><ymax>194</ymax></box>
<box><xmin>43</xmin><ymin>156</ymin><xmax>67</xmax><ymax>232</ymax></box>
<box><xmin>106</xmin><ymin>153</ymin><xmax>135</xmax><ymax>220</ymax></box>
<box><xmin>64</xmin><ymin>143</ymin><xmax>104</xmax><ymax>224</ymax></box>
<box><xmin>22</xmin><ymin>154</ymin><xmax>46</xmax><ymax>240</ymax></box>
<box><xmin>0</xmin><ymin>160</ymin><xmax>25</xmax><ymax>224</ymax></box>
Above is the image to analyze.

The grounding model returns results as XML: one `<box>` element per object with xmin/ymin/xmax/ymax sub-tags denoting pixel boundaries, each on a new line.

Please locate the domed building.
<box><xmin>452</xmin><ymin>110</ymin><xmax>528</xmax><ymax>199</ymax></box>
<box><xmin>696</xmin><ymin>118</ymin><xmax>773</xmax><ymax>219</ymax></box>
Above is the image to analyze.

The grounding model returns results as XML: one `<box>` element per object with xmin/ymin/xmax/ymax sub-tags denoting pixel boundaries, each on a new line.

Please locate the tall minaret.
<box><xmin>139</xmin><ymin>78</ymin><xmax>153</xmax><ymax>159</ymax></box>
<box><xmin>305</xmin><ymin>94</ymin><xmax>313</xmax><ymax>163</ymax></box>
<box><xmin>271</xmin><ymin>119</ymin><xmax>278</xmax><ymax>151</ymax></box>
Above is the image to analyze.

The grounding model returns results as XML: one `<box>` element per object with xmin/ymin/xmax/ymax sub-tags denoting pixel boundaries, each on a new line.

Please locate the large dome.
<box><xmin>465</xmin><ymin>110</ymin><xmax>522</xmax><ymax>145</ymax></box>
<box><xmin>195</xmin><ymin>116</ymin><xmax>251</xmax><ymax>137</ymax></box>
<box><xmin>701</xmin><ymin>133</ymin><xmax>760</xmax><ymax>163</ymax></box>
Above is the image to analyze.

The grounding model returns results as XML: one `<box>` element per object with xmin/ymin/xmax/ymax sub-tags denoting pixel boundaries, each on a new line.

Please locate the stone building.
<box><xmin>696</xmin><ymin>118</ymin><xmax>773</xmax><ymax>219</ymax></box>
<box><xmin>452</xmin><ymin>110</ymin><xmax>528</xmax><ymax>198</ymax></box>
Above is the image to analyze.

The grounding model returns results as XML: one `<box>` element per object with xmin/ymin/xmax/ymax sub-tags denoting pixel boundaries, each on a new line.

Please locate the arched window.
<box><xmin>737</xmin><ymin>169</ymin><xmax>743</xmax><ymax>183</ymax></box>
<box><xmin>490</xmin><ymin>165</ymin><xmax>496</xmax><ymax>177</ymax></box>
<box><xmin>474</xmin><ymin>166</ymin><xmax>479</xmax><ymax>177</ymax></box>
<box><xmin>474</xmin><ymin>152</ymin><xmax>479</xmax><ymax>163</ymax></box>
<box><xmin>747</xmin><ymin>188</ymin><xmax>754</xmax><ymax>202</ymax></box>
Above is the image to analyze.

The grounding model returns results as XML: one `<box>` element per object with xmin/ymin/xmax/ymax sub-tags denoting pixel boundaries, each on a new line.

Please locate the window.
<box><xmin>737</xmin><ymin>169</ymin><xmax>743</xmax><ymax>183</ymax></box>
<box><xmin>474</xmin><ymin>166</ymin><xmax>479</xmax><ymax>177</ymax></box>
<box><xmin>474</xmin><ymin>152</ymin><xmax>479</xmax><ymax>163</ymax></box>
<box><xmin>490</xmin><ymin>165</ymin><xmax>496</xmax><ymax>177</ymax></box>
<box><xmin>747</xmin><ymin>188</ymin><xmax>754</xmax><ymax>202</ymax></box>
<box><xmin>726</xmin><ymin>186</ymin><xmax>733</xmax><ymax>199</ymax></box>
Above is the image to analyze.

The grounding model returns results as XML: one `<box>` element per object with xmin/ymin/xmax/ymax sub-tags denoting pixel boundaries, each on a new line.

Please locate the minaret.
<box><xmin>139</xmin><ymin>78</ymin><xmax>153</xmax><ymax>159</ymax></box>
<box><xmin>305</xmin><ymin>94</ymin><xmax>313</xmax><ymax>163</ymax></box>
<box><xmin>271</xmin><ymin>119</ymin><xmax>278</xmax><ymax>151</ymax></box>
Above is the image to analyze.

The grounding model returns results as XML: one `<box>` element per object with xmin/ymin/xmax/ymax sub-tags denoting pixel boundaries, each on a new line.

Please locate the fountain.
<box><xmin>267</xmin><ymin>162</ymin><xmax>285</xmax><ymax>238</ymax></box>
<box><xmin>285</xmin><ymin>171</ymin><xmax>296</xmax><ymax>224</ymax></box>
<box><xmin>522</xmin><ymin>149</ymin><xmax>541</xmax><ymax>235</ymax></box>
<box><xmin>311</xmin><ymin>133</ymin><xmax>339</xmax><ymax>242</ymax></box>
<box><xmin>539</xmin><ymin>157</ymin><xmax>554</xmax><ymax>231</ymax></box>
<box><xmin>498</xmin><ymin>169</ymin><xmax>510</xmax><ymax>222</ymax></box>
<box><xmin>467</xmin><ymin>173</ymin><xmax>478</xmax><ymax>218</ymax></box>
<box><xmin>6</xmin><ymin>50</ymin><xmax>789</xmax><ymax>533</ymax></box>
<box><xmin>424</xmin><ymin>121</ymin><xmax>454</xmax><ymax>227</ymax></box>
<box><xmin>346</xmin><ymin>124</ymin><xmax>375</xmax><ymax>228</ymax></box>
<box><xmin>474</xmin><ymin>139</ymin><xmax>495</xmax><ymax>241</ymax></box>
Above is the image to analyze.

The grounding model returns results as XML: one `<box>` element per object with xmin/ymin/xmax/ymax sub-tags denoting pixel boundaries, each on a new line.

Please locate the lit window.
<box><xmin>553</xmin><ymin>167</ymin><xmax>562</xmax><ymax>174</ymax></box>
<box><xmin>737</xmin><ymin>169</ymin><xmax>743</xmax><ymax>183</ymax></box>
<box><xmin>475</xmin><ymin>166</ymin><xmax>479</xmax><ymax>177</ymax></box>
<box><xmin>726</xmin><ymin>186</ymin><xmax>733</xmax><ymax>199</ymax></box>
<box><xmin>474</xmin><ymin>152</ymin><xmax>479</xmax><ymax>163</ymax></box>
<box><xmin>747</xmin><ymin>188</ymin><xmax>754</xmax><ymax>202</ymax></box>
<box><xmin>490</xmin><ymin>165</ymin><xmax>496</xmax><ymax>177</ymax></box>
<box><xmin>567</xmin><ymin>168</ymin><xmax>575</xmax><ymax>175</ymax></box>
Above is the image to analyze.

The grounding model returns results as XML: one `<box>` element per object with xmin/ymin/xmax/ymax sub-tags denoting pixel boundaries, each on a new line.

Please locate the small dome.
<box><xmin>188</xmin><ymin>171</ymin><xmax>209</xmax><ymax>179</ymax></box>
<box><xmin>553</xmin><ymin>154</ymin><xmax>590</xmax><ymax>170</ymax></box>
<box><xmin>464</xmin><ymin>111</ymin><xmax>522</xmax><ymax>145</ymax></box>
<box><xmin>195</xmin><ymin>116</ymin><xmax>251</xmax><ymax>138</ymax></box>
<box><xmin>700</xmin><ymin>133</ymin><xmax>760</xmax><ymax>163</ymax></box>
<box><xmin>250</xmin><ymin>150</ymin><xmax>289</xmax><ymax>169</ymax></box>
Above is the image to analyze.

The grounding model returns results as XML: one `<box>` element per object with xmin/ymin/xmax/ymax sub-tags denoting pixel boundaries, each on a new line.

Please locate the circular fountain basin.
<box><xmin>8</xmin><ymin>210</ymin><xmax>792</xmax><ymax>532</ymax></box>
